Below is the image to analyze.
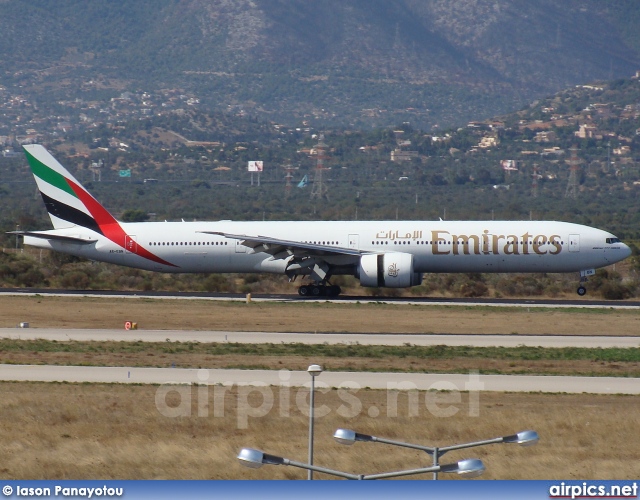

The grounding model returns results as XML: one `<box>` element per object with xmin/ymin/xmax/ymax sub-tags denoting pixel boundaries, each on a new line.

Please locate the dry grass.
<box><xmin>0</xmin><ymin>382</ymin><xmax>637</xmax><ymax>480</ymax></box>
<box><xmin>1</xmin><ymin>295</ymin><xmax>640</xmax><ymax>335</ymax></box>
<box><xmin>1</xmin><ymin>350</ymin><xmax>639</xmax><ymax>377</ymax></box>
<box><xmin>1</xmin><ymin>297</ymin><xmax>638</xmax><ymax>480</ymax></box>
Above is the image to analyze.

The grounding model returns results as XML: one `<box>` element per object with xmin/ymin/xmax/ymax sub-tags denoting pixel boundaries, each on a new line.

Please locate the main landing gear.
<box><xmin>298</xmin><ymin>282</ymin><xmax>342</xmax><ymax>297</ymax></box>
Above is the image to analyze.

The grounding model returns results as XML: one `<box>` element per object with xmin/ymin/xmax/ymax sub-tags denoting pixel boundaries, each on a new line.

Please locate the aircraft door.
<box><xmin>125</xmin><ymin>235</ymin><xmax>137</xmax><ymax>254</ymax></box>
<box><xmin>348</xmin><ymin>234</ymin><xmax>359</xmax><ymax>250</ymax></box>
<box><xmin>569</xmin><ymin>234</ymin><xmax>580</xmax><ymax>253</ymax></box>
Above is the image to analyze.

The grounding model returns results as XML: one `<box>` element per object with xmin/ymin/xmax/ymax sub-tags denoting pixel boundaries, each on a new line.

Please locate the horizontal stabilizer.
<box><xmin>8</xmin><ymin>231</ymin><xmax>97</xmax><ymax>245</ymax></box>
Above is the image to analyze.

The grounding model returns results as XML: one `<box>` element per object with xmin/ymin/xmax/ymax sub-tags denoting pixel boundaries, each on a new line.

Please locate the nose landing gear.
<box><xmin>577</xmin><ymin>269</ymin><xmax>595</xmax><ymax>296</ymax></box>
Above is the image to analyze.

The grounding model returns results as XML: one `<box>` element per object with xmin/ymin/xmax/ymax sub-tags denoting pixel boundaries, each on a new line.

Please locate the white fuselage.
<box><xmin>24</xmin><ymin>220</ymin><xmax>631</xmax><ymax>275</ymax></box>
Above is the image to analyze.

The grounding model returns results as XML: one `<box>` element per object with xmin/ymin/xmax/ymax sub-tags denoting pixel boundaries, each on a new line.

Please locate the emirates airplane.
<box><xmin>13</xmin><ymin>144</ymin><xmax>632</xmax><ymax>297</ymax></box>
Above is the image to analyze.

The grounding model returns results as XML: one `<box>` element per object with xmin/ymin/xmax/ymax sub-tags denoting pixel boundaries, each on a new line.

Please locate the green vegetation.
<box><xmin>4</xmin><ymin>76</ymin><xmax>640</xmax><ymax>235</ymax></box>
<box><xmin>1</xmin><ymin>25</ymin><xmax>639</xmax><ymax>297</ymax></box>
<box><xmin>1</xmin><ymin>339</ymin><xmax>638</xmax><ymax>377</ymax></box>
<box><xmin>2</xmin><ymin>339</ymin><xmax>635</xmax><ymax>362</ymax></box>
<box><xmin>0</xmin><ymin>247</ymin><xmax>637</xmax><ymax>298</ymax></box>
<box><xmin>1</xmin><ymin>1</ymin><xmax>639</xmax><ymax>130</ymax></box>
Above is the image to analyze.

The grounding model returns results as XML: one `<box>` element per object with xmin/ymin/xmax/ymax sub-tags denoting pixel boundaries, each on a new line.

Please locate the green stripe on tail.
<box><xmin>24</xmin><ymin>148</ymin><xmax>78</xmax><ymax>198</ymax></box>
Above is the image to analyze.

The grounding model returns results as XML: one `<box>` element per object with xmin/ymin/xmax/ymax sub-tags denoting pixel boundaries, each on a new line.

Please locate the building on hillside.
<box><xmin>575</xmin><ymin>124</ymin><xmax>599</xmax><ymax>139</ymax></box>
<box><xmin>613</xmin><ymin>146</ymin><xmax>631</xmax><ymax>156</ymax></box>
<box><xmin>478</xmin><ymin>136</ymin><xmax>498</xmax><ymax>148</ymax></box>
<box><xmin>390</xmin><ymin>148</ymin><xmax>418</xmax><ymax>162</ymax></box>
<box><xmin>542</xmin><ymin>147</ymin><xmax>564</xmax><ymax>156</ymax></box>
<box><xmin>534</xmin><ymin>131</ymin><xmax>557</xmax><ymax>142</ymax></box>
<box><xmin>15</xmin><ymin>134</ymin><xmax>39</xmax><ymax>144</ymax></box>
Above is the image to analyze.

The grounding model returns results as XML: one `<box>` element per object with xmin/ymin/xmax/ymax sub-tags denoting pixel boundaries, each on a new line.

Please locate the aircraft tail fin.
<box><xmin>23</xmin><ymin>144</ymin><xmax>120</xmax><ymax>233</ymax></box>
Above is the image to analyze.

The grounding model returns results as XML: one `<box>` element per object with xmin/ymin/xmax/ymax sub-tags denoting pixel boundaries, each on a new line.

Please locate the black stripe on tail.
<box><xmin>40</xmin><ymin>192</ymin><xmax>103</xmax><ymax>235</ymax></box>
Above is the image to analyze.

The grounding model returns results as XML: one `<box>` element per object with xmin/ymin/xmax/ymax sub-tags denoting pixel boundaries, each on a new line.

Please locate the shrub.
<box><xmin>600</xmin><ymin>282</ymin><xmax>633</xmax><ymax>300</ymax></box>
<box><xmin>203</xmin><ymin>274</ymin><xmax>232</xmax><ymax>292</ymax></box>
<box><xmin>459</xmin><ymin>280</ymin><xmax>488</xmax><ymax>297</ymax></box>
<box><xmin>18</xmin><ymin>268</ymin><xmax>46</xmax><ymax>287</ymax></box>
<box><xmin>59</xmin><ymin>271</ymin><xmax>91</xmax><ymax>289</ymax></box>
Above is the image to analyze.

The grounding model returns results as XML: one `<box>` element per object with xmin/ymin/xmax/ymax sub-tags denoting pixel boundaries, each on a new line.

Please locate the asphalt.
<box><xmin>1</xmin><ymin>328</ymin><xmax>639</xmax><ymax>348</ymax></box>
<box><xmin>2</xmin><ymin>288</ymin><xmax>640</xmax><ymax>308</ymax></box>
<box><xmin>0</xmin><ymin>364</ymin><xmax>637</xmax><ymax>394</ymax></box>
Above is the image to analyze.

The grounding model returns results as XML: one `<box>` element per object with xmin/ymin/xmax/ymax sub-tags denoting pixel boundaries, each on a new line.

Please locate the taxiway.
<box><xmin>1</xmin><ymin>328</ymin><xmax>638</xmax><ymax>348</ymax></box>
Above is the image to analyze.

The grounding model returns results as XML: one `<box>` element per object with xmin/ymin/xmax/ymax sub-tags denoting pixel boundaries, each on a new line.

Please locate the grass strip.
<box><xmin>1</xmin><ymin>339</ymin><xmax>639</xmax><ymax>362</ymax></box>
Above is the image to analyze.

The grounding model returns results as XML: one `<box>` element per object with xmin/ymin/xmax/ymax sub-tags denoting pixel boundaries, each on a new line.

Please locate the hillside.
<box><xmin>2</xmin><ymin>75</ymin><xmax>639</xmax><ymax>238</ymax></box>
<box><xmin>1</xmin><ymin>0</ymin><xmax>640</xmax><ymax>129</ymax></box>
<box><xmin>1</xmin><ymin>74</ymin><xmax>639</xmax><ymax>298</ymax></box>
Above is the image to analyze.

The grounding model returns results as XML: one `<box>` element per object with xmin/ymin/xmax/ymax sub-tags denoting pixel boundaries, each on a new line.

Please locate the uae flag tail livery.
<box><xmin>21</xmin><ymin>144</ymin><xmax>174</xmax><ymax>268</ymax></box>
<box><xmin>24</xmin><ymin>144</ymin><xmax>116</xmax><ymax>233</ymax></box>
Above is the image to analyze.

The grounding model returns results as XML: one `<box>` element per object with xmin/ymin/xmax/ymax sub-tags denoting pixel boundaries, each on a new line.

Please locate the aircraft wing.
<box><xmin>198</xmin><ymin>231</ymin><xmax>365</xmax><ymax>259</ymax></box>
<box><xmin>8</xmin><ymin>231</ymin><xmax>98</xmax><ymax>245</ymax></box>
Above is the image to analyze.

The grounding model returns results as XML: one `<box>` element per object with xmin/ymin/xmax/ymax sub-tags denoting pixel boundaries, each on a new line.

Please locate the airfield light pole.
<box><xmin>307</xmin><ymin>364</ymin><xmax>323</xmax><ymax>480</ymax></box>
<box><xmin>333</xmin><ymin>429</ymin><xmax>538</xmax><ymax>480</ymax></box>
<box><xmin>237</xmin><ymin>448</ymin><xmax>485</xmax><ymax>480</ymax></box>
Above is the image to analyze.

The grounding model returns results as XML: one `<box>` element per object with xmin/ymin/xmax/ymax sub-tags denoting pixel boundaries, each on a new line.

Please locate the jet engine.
<box><xmin>358</xmin><ymin>253</ymin><xmax>422</xmax><ymax>288</ymax></box>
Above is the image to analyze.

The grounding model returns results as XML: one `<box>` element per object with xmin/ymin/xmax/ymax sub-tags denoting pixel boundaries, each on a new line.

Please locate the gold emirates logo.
<box><xmin>375</xmin><ymin>229</ymin><xmax>563</xmax><ymax>256</ymax></box>
<box><xmin>387</xmin><ymin>262</ymin><xmax>399</xmax><ymax>277</ymax></box>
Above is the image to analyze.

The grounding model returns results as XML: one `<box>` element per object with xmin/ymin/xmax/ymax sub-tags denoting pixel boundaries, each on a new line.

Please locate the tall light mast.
<box><xmin>310</xmin><ymin>135</ymin><xmax>329</xmax><ymax>200</ymax></box>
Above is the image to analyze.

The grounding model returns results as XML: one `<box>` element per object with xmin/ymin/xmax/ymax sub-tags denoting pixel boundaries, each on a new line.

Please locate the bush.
<box><xmin>600</xmin><ymin>282</ymin><xmax>633</xmax><ymax>300</ymax></box>
<box><xmin>18</xmin><ymin>268</ymin><xmax>46</xmax><ymax>287</ymax></box>
<box><xmin>0</xmin><ymin>264</ymin><xmax>13</xmax><ymax>280</ymax></box>
<box><xmin>459</xmin><ymin>280</ymin><xmax>488</xmax><ymax>297</ymax></box>
<box><xmin>59</xmin><ymin>271</ymin><xmax>91</xmax><ymax>289</ymax></box>
<box><xmin>0</xmin><ymin>254</ymin><xmax>47</xmax><ymax>286</ymax></box>
<box><xmin>120</xmin><ymin>209</ymin><xmax>150</xmax><ymax>222</ymax></box>
<box><xmin>459</xmin><ymin>273</ymin><xmax>488</xmax><ymax>297</ymax></box>
<box><xmin>202</xmin><ymin>274</ymin><xmax>233</xmax><ymax>292</ymax></box>
<box><xmin>494</xmin><ymin>275</ymin><xmax>544</xmax><ymax>296</ymax></box>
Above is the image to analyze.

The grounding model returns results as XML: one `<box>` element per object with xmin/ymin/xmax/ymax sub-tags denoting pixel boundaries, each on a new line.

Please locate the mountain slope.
<box><xmin>0</xmin><ymin>0</ymin><xmax>639</xmax><ymax>128</ymax></box>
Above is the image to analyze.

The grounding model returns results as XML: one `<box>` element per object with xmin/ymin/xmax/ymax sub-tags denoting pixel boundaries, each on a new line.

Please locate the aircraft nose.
<box><xmin>622</xmin><ymin>243</ymin><xmax>632</xmax><ymax>259</ymax></box>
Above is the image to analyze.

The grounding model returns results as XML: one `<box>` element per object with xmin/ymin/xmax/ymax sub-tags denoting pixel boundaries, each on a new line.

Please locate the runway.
<box><xmin>0</xmin><ymin>364</ymin><xmax>637</xmax><ymax>394</ymax></box>
<box><xmin>1</xmin><ymin>328</ymin><xmax>638</xmax><ymax>348</ymax></box>
<box><xmin>2</xmin><ymin>288</ymin><xmax>640</xmax><ymax>309</ymax></box>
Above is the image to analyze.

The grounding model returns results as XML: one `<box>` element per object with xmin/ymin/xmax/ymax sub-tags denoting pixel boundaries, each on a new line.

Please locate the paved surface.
<box><xmin>1</xmin><ymin>328</ymin><xmax>639</xmax><ymax>348</ymax></box>
<box><xmin>0</xmin><ymin>364</ymin><xmax>637</xmax><ymax>394</ymax></box>
<box><xmin>1</xmin><ymin>288</ymin><xmax>640</xmax><ymax>308</ymax></box>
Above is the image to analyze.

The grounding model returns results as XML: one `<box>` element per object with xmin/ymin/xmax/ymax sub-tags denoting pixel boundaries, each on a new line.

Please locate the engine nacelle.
<box><xmin>358</xmin><ymin>252</ymin><xmax>422</xmax><ymax>288</ymax></box>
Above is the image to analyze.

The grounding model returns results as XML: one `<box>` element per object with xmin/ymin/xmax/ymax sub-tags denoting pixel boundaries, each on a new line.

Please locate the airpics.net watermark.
<box><xmin>154</xmin><ymin>369</ymin><xmax>484</xmax><ymax>428</ymax></box>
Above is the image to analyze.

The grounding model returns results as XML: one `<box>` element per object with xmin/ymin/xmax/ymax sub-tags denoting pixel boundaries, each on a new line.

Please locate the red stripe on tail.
<box><xmin>67</xmin><ymin>179</ymin><xmax>177</xmax><ymax>268</ymax></box>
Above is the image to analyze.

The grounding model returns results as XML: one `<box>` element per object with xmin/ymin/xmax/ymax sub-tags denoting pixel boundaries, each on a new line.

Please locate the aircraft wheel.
<box><xmin>311</xmin><ymin>285</ymin><xmax>323</xmax><ymax>296</ymax></box>
<box><xmin>327</xmin><ymin>285</ymin><xmax>341</xmax><ymax>297</ymax></box>
<box><xmin>298</xmin><ymin>286</ymin><xmax>310</xmax><ymax>296</ymax></box>
<box><xmin>577</xmin><ymin>286</ymin><xmax>587</xmax><ymax>296</ymax></box>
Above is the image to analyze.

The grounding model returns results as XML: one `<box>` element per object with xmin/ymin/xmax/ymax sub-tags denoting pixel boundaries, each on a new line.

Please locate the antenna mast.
<box><xmin>310</xmin><ymin>134</ymin><xmax>329</xmax><ymax>200</ymax></box>
<box><xmin>283</xmin><ymin>164</ymin><xmax>296</xmax><ymax>199</ymax></box>
<box><xmin>564</xmin><ymin>145</ymin><xmax>581</xmax><ymax>199</ymax></box>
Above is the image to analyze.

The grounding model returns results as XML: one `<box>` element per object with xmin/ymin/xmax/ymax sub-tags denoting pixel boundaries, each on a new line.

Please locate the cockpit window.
<box><xmin>605</xmin><ymin>237</ymin><xmax>621</xmax><ymax>244</ymax></box>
